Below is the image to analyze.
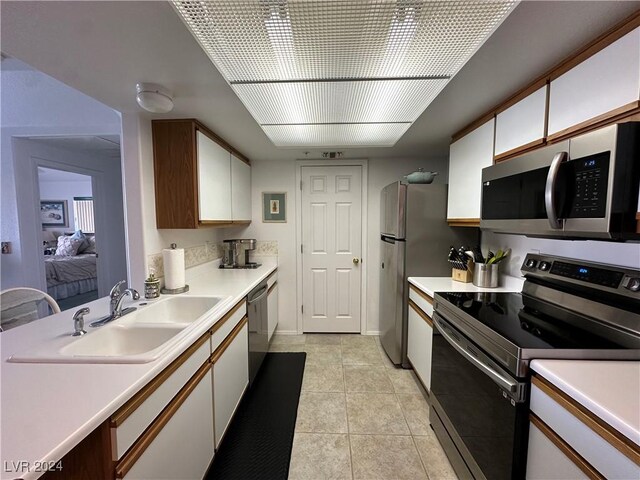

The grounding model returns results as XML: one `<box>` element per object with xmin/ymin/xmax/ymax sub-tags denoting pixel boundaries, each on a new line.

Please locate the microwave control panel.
<box><xmin>568</xmin><ymin>152</ymin><xmax>609</xmax><ymax>218</ymax></box>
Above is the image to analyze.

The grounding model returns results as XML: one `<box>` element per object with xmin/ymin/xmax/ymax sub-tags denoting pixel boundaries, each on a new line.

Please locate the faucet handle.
<box><xmin>127</xmin><ymin>288</ymin><xmax>141</xmax><ymax>301</ymax></box>
<box><xmin>72</xmin><ymin>307</ymin><xmax>90</xmax><ymax>336</ymax></box>
<box><xmin>110</xmin><ymin>280</ymin><xmax>127</xmax><ymax>299</ymax></box>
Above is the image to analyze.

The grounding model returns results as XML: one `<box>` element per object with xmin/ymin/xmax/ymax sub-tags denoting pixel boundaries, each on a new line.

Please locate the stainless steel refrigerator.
<box><xmin>379</xmin><ymin>181</ymin><xmax>477</xmax><ymax>367</ymax></box>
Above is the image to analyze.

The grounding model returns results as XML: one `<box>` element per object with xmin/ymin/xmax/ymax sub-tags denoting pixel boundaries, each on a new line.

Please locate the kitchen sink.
<box><xmin>60</xmin><ymin>324</ymin><xmax>186</xmax><ymax>358</ymax></box>
<box><xmin>133</xmin><ymin>296</ymin><xmax>225</xmax><ymax>325</ymax></box>
<box><xmin>7</xmin><ymin>295</ymin><xmax>232</xmax><ymax>364</ymax></box>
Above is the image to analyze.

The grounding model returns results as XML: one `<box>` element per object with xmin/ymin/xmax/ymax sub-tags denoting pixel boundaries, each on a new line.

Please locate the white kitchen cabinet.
<box><xmin>526</xmin><ymin>422</ymin><xmax>588</xmax><ymax>480</ymax></box>
<box><xmin>407</xmin><ymin>285</ymin><xmax>434</xmax><ymax>392</ymax></box>
<box><xmin>548</xmin><ymin>27</ymin><xmax>640</xmax><ymax>137</ymax></box>
<box><xmin>111</xmin><ymin>336</ymin><xmax>211</xmax><ymax>460</ymax></box>
<box><xmin>495</xmin><ymin>86</ymin><xmax>547</xmax><ymax>157</ymax></box>
<box><xmin>407</xmin><ymin>300</ymin><xmax>433</xmax><ymax>392</ymax></box>
<box><xmin>153</xmin><ymin>119</ymin><xmax>252</xmax><ymax>228</ymax></box>
<box><xmin>530</xmin><ymin>377</ymin><xmax>638</xmax><ymax>480</ymax></box>
<box><xmin>120</xmin><ymin>366</ymin><xmax>215</xmax><ymax>480</ymax></box>
<box><xmin>213</xmin><ymin>320</ymin><xmax>249</xmax><ymax>448</ymax></box>
<box><xmin>267</xmin><ymin>282</ymin><xmax>278</xmax><ymax>342</ymax></box>
<box><xmin>231</xmin><ymin>154</ymin><xmax>251</xmax><ymax>221</ymax></box>
<box><xmin>447</xmin><ymin>119</ymin><xmax>495</xmax><ymax>222</ymax></box>
<box><xmin>198</xmin><ymin>130</ymin><xmax>232</xmax><ymax>222</ymax></box>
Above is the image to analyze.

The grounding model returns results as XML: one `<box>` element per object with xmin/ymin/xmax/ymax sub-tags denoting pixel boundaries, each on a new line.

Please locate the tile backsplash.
<box><xmin>147</xmin><ymin>240</ymin><xmax>277</xmax><ymax>278</ymax></box>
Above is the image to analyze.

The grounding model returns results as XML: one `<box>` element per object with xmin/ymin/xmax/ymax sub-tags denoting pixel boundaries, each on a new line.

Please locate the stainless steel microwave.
<box><xmin>481</xmin><ymin>122</ymin><xmax>640</xmax><ymax>240</ymax></box>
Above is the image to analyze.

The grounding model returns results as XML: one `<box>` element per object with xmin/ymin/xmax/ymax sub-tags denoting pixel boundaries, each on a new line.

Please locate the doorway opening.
<box><xmin>38</xmin><ymin>166</ymin><xmax>99</xmax><ymax>310</ymax></box>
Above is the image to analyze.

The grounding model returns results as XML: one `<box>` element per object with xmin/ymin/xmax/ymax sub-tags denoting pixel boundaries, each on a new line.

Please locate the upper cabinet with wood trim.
<box><xmin>494</xmin><ymin>86</ymin><xmax>547</xmax><ymax>159</ymax></box>
<box><xmin>231</xmin><ymin>154</ymin><xmax>251</xmax><ymax>221</ymax></box>
<box><xmin>548</xmin><ymin>27</ymin><xmax>640</xmax><ymax>140</ymax></box>
<box><xmin>447</xmin><ymin>119</ymin><xmax>495</xmax><ymax>224</ymax></box>
<box><xmin>153</xmin><ymin>119</ymin><xmax>252</xmax><ymax>229</ymax></box>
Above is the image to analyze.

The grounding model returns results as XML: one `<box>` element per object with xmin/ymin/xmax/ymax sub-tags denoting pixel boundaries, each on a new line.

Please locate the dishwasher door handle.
<box><xmin>248</xmin><ymin>286</ymin><xmax>268</xmax><ymax>305</ymax></box>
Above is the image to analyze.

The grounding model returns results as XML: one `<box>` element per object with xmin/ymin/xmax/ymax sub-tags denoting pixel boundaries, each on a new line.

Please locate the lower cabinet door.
<box><xmin>213</xmin><ymin>320</ymin><xmax>249</xmax><ymax>448</ymax></box>
<box><xmin>526</xmin><ymin>421</ymin><xmax>589</xmax><ymax>480</ymax></box>
<box><xmin>121</xmin><ymin>365</ymin><xmax>214</xmax><ymax>480</ymax></box>
<box><xmin>267</xmin><ymin>283</ymin><xmax>278</xmax><ymax>342</ymax></box>
<box><xmin>407</xmin><ymin>302</ymin><xmax>433</xmax><ymax>391</ymax></box>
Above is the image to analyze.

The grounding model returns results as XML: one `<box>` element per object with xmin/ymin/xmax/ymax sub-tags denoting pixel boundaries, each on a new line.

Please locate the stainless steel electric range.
<box><xmin>430</xmin><ymin>253</ymin><xmax>640</xmax><ymax>480</ymax></box>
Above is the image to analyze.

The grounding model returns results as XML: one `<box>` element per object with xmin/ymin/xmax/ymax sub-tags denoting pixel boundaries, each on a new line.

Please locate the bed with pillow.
<box><xmin>45</xmin><ymin>231</ymin><xmax>97</xmax><ymax>301</ymax></box>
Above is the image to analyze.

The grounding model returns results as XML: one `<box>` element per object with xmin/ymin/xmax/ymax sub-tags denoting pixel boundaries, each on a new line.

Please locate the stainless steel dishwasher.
<box><xmin>247</xmin><ymin>281</ymin><xmax>269</xmax><ymax>385</ymax></box>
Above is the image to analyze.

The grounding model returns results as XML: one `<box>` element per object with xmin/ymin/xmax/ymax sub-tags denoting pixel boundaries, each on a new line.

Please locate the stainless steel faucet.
<box><xmin>72</xmin><ymin>307</ymin><xmax>90</xmax><ymax>336</ymax></box>
<box><xmin>90</xmin><ymin>280</ymin><xmax>140</xmax><ymax>327</ymax></box>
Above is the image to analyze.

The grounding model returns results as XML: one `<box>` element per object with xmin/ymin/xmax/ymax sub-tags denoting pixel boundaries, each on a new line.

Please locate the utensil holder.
<box><xmin>473</xmin><ymin>263</ymin><xmax>499</xmax><ymax>288</ymax></box>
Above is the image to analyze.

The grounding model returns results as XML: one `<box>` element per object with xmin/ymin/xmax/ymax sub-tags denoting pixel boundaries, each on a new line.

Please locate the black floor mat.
<box><xmin>206</xmin><ymin>352</ymin><xmax>306</xmax><ymax>480</ymax></box>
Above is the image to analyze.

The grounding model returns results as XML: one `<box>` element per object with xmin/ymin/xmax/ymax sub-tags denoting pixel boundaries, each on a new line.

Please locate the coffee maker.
<box><xmin>220</xmin><ymin>239</ymin><xmax>261</xmax><ymax>269</ymax></box>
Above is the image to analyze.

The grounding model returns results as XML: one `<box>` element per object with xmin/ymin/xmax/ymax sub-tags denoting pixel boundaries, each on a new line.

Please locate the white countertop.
<box><xmin>0</xmin><ymin>259</ymin><xmax>277</xmax><ymax>480</ymax></box>
<box><xmin>408</xmin><ymin>275</ymin><xmax>524</xmax><ymax>297</ymax></box>
<box><xmin>531</xmin><ymin>360</ymin><xmax>640</xmax><ymax>446</ymax></box>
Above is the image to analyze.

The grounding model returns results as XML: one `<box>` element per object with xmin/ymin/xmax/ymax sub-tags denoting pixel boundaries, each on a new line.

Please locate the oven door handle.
<box><xmin>545</xmin><ymin>151</ymin><xmax>568</xmax><ymax>229</ymax></box>
<box><xmin>434</xmin><ymin>316</ymin><xmax>518</xmax><ymax>393</ymax></box>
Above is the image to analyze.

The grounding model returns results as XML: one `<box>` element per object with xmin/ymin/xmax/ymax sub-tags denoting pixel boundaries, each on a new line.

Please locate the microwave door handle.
<box><xmin>434</xmin><ymin>316</ymin><xmax>518</xmax><ymax>393</ymax></box>
<box><xmin>545</xmin><ymin>151</ymin><xmax>568</xmax><ymax>229</ymax></box>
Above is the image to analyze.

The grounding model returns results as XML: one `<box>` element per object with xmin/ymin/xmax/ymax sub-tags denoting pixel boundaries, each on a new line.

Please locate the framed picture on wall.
<box><xmin>262</xmin><ymin>192</ymin><xmax>286</xmax><ymax>223</ymax></box>
<box><xmin>40</xmin><ymin>200</ymin><xmax>68</xmax><ymax>227</ymax></box>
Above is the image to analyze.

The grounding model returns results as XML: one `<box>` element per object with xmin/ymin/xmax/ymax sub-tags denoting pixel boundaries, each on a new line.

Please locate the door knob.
<box><xmin>353</xmin><ymin>258</ymin><xmax>360</xmax><ymax>265</ymax></box>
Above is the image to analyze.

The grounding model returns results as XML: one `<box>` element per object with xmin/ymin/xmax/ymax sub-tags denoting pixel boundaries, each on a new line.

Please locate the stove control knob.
<box><xmin>624</xmin><ymin>277</ymin><xmax>640</xmax><ymax>292</ymax></box>
<box><xmin>538</xmin><ymin>261</ymin><xmax>550</xmax><ymax>271</ymax></box>
<box><xmin>525</xmin><ymin>259</ymin><xmax>537</xmax><ymax>269</ymax></box>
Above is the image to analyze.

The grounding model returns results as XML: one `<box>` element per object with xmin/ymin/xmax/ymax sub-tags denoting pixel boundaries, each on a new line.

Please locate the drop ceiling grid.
<box><xmin>262</xmin><ymin>123</ymin><xmax>412</xmax><ymax>147</ymax></box>
<box><xmin>173</xmin><ymin>1</ymin><xmax>516</xmax><ymax>82</ymax></box>
<box><xmin>231</xmin><ymin>78</ymin><xmax>449</xmax><ymax>124</ymax></box>
<box><xmin>172</xmin><ymin>0</ymin><xmax>517</xmax><ymax>146</ymax></box>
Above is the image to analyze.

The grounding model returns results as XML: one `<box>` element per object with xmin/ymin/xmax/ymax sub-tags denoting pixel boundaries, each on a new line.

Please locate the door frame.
<box><xmin>295</xmin><ymin>159</ymin><xmax>369</xmax><ymax>335</ymax></box>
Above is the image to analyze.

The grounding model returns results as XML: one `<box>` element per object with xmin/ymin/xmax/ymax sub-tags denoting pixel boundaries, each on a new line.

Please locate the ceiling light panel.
<box><xmin>231</xmin><ymin>78</ymin><xmax>448</xmax><ymax>124</ymax></box>
<box><xmin>172</xmin><ymin>0</ymin><xmax>517</xmax><ymax>147</ymax></box>
<box><xmin>262</xmin><ymin>123</ymin><xmax>412</xmax><ymax>147</ymax></box>
<box><xmin>173</xmin><ymin>1</ymin><xmax>516</xmax><ymax>82</ymax></box>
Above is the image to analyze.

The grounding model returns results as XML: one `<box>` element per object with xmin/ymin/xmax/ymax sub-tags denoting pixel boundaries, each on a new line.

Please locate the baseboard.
<box><xmin>273</xmin><ymin>330</ymin><xmax>299</xmax><ymax>335</ymax></box>
<box><xmin>364</xmin><ymin>330</ymin><xmax>380</xmax><ymax>336</ymax></box>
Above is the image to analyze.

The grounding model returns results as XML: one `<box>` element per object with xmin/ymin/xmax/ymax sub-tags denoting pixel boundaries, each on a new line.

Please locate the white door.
<box><xmin>301</xmin><ymin>166</ymin><xmax>362</xmax><ymax>332</ymax></box>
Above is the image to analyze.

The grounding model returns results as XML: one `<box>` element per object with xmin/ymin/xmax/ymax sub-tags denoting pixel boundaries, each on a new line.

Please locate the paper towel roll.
<box><xmin>163</xmin><ymin>246</ymin><xmax>185</xmax><ymax>290</ymax></box>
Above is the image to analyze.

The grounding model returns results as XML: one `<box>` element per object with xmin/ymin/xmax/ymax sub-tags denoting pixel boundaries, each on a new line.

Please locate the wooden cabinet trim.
<box><xmin>194</xmin><ymin>121</ymin><xmax>250</xmax><ymax>165</ymax></box>
<box><xmin>152</xmin><ymin>120</ymin><xmax>199</xmax><ymax>229</ymax></box>
<box><xmin>446</xmin><ymin>218</ymin><xmax>480</xmax><ymax>227</ymax></box>
<box><xmin>110</xmin><ymin>331</ymin><xmax>211</xmax><ymax>428</ymax></box>
<box><xmin>452</xmin><ymin>11</ymin><xmax>640</xmax><ymax>143</ymax></box>
<box><xmin>408</xmin><ymin>299</ymin><xmax>433</xmax><ymax>327</ymax></box>
<box><xmin>532</xmin><ymin>374</ymin><xmax>640</xmax><ymax>465</ymax></box>
<box><xmin>115</xmin><ymin>361</ymin><xmax>212</xmax><ymax>479</ymax></box>
<box><xmin>549</xmin><ymin>12</ymin><xmax>640</xmax><ymax>81</ymax></box>
<box><xmin>41</xmin><ymin>421</ymin><xmax>113</xmax><ymax>480</ymax></box>
<box><xmin>530</xmin><ymin>413</ymin><xmax>605</xmax><ymax>480</ymax></box>
<box><xmin>152</xmin><ymin>119</ymin><xmax>250</xmax><ymax>165</ymax></box>
<box><xmin>494</xmin><ymin>79</ymin><xmax>549</xmax><ymax>116</ymax></box>
<box><xmin>268</xmin><ymin>281</ymin><xmax>278</xmax><ymax>295</ymax></box>
<box><xmin>547</xmin><ymin>102</ymin><xmax>640</xmax><ymax>143</ymax></box>
<box><xmin>211</xmin><ymin>299</ymin><xmax>245</xmax><ymax>336</ymax></box>
<box><xmin>494</xmin><ymin>138</ymin><xmax>546</xmax><ymax>163</ymax></box>
<box><xmin>211</xmin><ymin>316</ymin><xmax>248</xmax><ymax>364</ymax></box>
<box><xmin>409</xmin><ymin>284</ymin><xmax>434</xmax><ymax>305</ymax></box>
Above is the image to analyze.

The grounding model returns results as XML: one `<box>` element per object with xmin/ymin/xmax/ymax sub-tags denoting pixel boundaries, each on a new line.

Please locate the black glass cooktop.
<box><xmin>436</xmin><ymin>291</ymin><xmax>627</xmax><ymax>350</ymax></box>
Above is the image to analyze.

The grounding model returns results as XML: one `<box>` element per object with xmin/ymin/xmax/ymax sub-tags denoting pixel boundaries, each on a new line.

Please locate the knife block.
<box><xmin>452</xmin><ymin>262</ymin><xmax>474</xmax><ymax>283</ymax></box>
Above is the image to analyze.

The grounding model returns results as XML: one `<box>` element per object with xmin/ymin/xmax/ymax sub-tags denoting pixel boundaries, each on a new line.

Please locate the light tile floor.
<box><xmin>271</xmin><ymin>334</ymin><xmax>459</xmax><ymax>480</ymax></box>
